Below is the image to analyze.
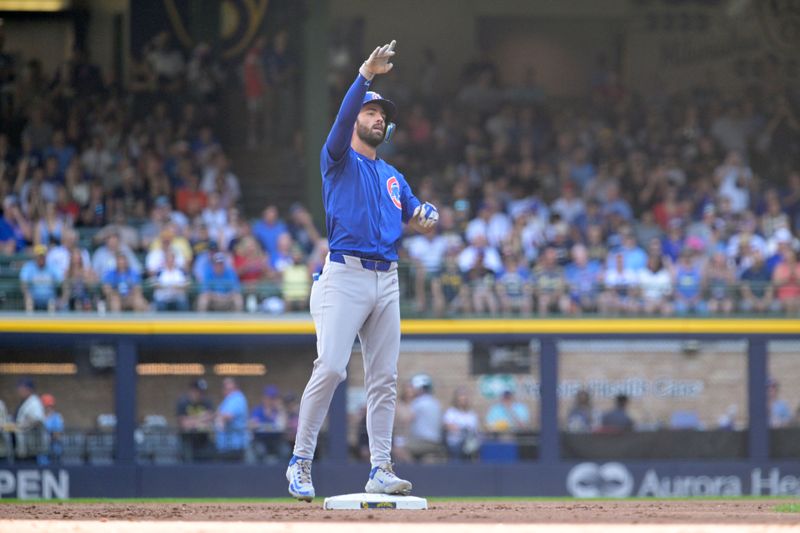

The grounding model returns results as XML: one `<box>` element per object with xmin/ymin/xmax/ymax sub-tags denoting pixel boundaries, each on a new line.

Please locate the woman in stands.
<box><xmin>62</xmin><ymin>247</ymin><xmax>98</xmax><ymax>311</ymax></box>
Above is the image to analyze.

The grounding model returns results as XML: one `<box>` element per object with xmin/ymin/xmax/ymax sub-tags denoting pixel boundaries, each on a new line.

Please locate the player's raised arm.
<box><xmin>324</xmin><ymin>40</ymin><xmax>396</xmax><ymax>161</ymax></box>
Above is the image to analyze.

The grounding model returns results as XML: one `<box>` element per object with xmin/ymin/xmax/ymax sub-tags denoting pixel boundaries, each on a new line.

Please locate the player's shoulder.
<box><xmin>321</xmin><ymin>145</ymin><xmax>357</xmax><ymax>174</ymax></box>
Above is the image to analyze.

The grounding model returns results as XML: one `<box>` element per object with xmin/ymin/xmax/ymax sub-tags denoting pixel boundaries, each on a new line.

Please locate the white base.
<box><xmin>323</xmin><ymin>492</ymin><xmax>428</xmax><ymax>510</ymax></box>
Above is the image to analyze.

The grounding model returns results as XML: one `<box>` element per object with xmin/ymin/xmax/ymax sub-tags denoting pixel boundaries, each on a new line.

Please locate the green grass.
<box><xmin>775</xmin><ymin>503</ymin><xmax>800</xmax><ymax>513</ymax></box>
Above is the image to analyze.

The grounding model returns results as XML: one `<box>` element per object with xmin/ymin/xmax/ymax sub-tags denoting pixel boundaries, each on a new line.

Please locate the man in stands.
<box><xmin>196</xmin><ymin>252</ymin><xmax>243</xmax><ymax>312</ymax></box>
<box><xmin>215</xmin><ymin>377</ymin><xmax>248</xmax><ymax>461</ymax></box>
<box><xmin>176</xmin><ymin>379</ymin><xmax>214</xmax><ymax>461</ymax></box>
<box><xmin>19</xmin><ymin>244</ymin><xmax>61</xmax><ymax>312</ymax></box>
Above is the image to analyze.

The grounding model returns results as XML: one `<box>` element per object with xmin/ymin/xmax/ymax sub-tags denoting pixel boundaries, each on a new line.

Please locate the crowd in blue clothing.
<box><xmin>1</xmin><ymin>34</ymin><xmax>321</xmax><ymax>313</ymax></box>
<box><xmin>2</xmin><ymin>34</ymin><xmax>800</xmax><ymax>316</ymax></box>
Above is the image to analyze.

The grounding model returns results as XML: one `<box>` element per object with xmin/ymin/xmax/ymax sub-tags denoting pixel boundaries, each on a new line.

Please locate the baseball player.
<box><xmin>286</xmin><ymin>40</ymin><xmax>439</xmax><ymax>502</ymax></box>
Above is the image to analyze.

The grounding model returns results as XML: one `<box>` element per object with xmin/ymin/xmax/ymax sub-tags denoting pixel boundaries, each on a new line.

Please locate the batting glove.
<box><xmin>359</xmin><ymin>40</ymin><xmax>396</xmax><ymax>80</ymax></box>
<box><xmin>413</xmin><ymin>202</ymin><xmax>439</xmax><ymax>229</ymax></box>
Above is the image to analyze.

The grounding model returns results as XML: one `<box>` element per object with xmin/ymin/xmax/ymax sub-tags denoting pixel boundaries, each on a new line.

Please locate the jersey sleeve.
<box><xmin>399</xmin><ymin>175</ymin><xmax>421</xmax><ymax>224</ymax></box>
<box><xmin>322</xmin><ymin>73</ymin><xmax>372</xmax><ymax>174</ymax></box>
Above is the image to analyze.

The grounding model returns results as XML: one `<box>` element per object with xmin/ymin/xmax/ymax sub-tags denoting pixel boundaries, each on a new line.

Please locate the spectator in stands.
<box><xmin>176</xmin><ymin>379</ymin><xmax>214</xmax><ymax>461</ymax></box>
<box><xmin>407</xmin><ymin>374</ymin><xmax>444</xmax><ymax>461</ymax></box>
<box><xmin>61</xmin><ymin>247</ymin><xmax>98</xmax><ymax>311</ymax></box>
<box><xmin>215</xmin><ymin>377</ymin><xmax>249</xmax><ymax>461</ymax></box>
<box><xmin>145</xmin><ymin>31</ymin><xmax>185</xmax><ymax>93</ymax></box>
<box><xmin>232</xmin><ymin>234</ymin><xmax>270</xmax><ymax>290</ymax></box>
<box><xmin>564</xmin><ymin>243</ymin><xmax>601</xmax><ymax>314</ymax></box>
<box><xmin>673</xmin><ymin>249</ymin><xmax>706</xmax><ymax>316</ymax></box>
<box><xmin>21</xmin><ymin>107</ymin><xmax>53</xmax><ymax>152</ymax></box>
<box><xmin>769</xmin><ymin>379</ymin><xmax>792</xmax><ymax>429</ymax></box>
<box><xmin>33</xmin><ymin>202</ymin><xmax>65</xmax><ymax>248</ymax></box>
<box><xmin>773</xmin><ymin>249</ymin><xmax>800</xmax><ymax>314</ymax></box>
<box><xmin>46</xmin><ymin>228</ymin><xmax>86</xmax><ymax>280</ymax></box>
<box><xmin>0</xmin><ymin>196</ymin><xmax>30</xmax><ymax>254</ymax></box>
<box><xmin>704</xmin><ymin>251</ymin><xmax>736</xmax><ymax>314</ymax></box>
<box><xmin>94</xmin><ymin>211</ymin><xmax>140</xmax><ymax>253</ymax></box>
<box><xmin>186</xmin><ymin>42</ymin><xmax>222</xmax><ymax>105</ymax></box>
<box><xmin>81</xmin><ymin>135</ymin><xmax>114</xmax><ymax>182</ymax></box>
<box><xmin>660</xmin><ymin>219</ymin><xmax>685</xmax><ymax>265</ymax></box>
<box><xmin>465</xmin><ymin>248</ymin><xmax>499</xmax><ymax>315</ymax></box>
<box><xmin>20</xmin><ymin>244</ymin><xmax>61</xmax><ymax>312</ymax></box>
<box><xmin>615</xmin><ymin>231</ymin><xmax>648</xmax><ymax>272</ymax></box>
<box><xmin>406</xmin><ymin>225</ymin><xmax>450</xmax><ymax>313</ymax></box>
<box><xmin>139</xmin><ymin>198</ymin><xmax>171</xmax><ymax>250</ymax></box>
<box><xmin>761</xmin><ymin>189</ymin><xmax>790</xmax><ymax>239</ymax></box>
<box><xmin>486</xmin><ymin>387</ymin><xmax>530</xmax><ymax>433</ymax></box>
<box><xmin>146</xmin><ymin>224</ymin><xmax>191</xmax><ymax>277</ymax></box>
<box><xmin>249</xmin><ymin>385</ymin><xmax>288</xmax><ymax>460</ymax></box>
<box><xmin>495</xmin><ymin>253</ymin><xmax>533</xmax><ymax>315</ymax></box>
<box><xmin>599</xmin><ymin>252</ymin><xmax>639</xmax><ymax>315</ymax></box>
<box><xmin>200</xmin><ymin>151</ymin><xmax>240</xmax><ymax>208</ymax></box>
<box><xmin>687</xmin><ymin>204</ymin><xmax>718</xmax><ymax>252</ymax></box>
<box><xmin>101</xmin><ymin>252</ymin><xmax>149</xmax><ymax>312</ymax></box>
<box><xmin>44</xmin><ymin>129</ymin><xmax>76</xmax><ymax>174</ymax></box>
<box><xmin>600</xmin><ymin>394</ymin><xmax>635</xmax><ymax>433</ymax></box>
<box><xmin>197</xmin><ymin>252</ymin><xmax>243</xmax><ymax>312</ymax></box>
<box><xmin>269</xmin><ymin>232</ymin><xmax>294</xmax><ymax>274</ymax></box>
<box><xmin>281</xmin><ymin>246</ymin><xmax>310</xmax><ymax>312</ymax></box>
<box><xmin>92</xmin><ymin>232</ymin><xmax>141</xmax><ymax>279</ymax></box>
<box><xmin>12</xmin><ymin>377</ymin><xmax>46</xmax><ymax>462</ymax></box>
<box><xmin>638</xmin><ymin>254</ymin><xmax>673</xmax><ymax>315</ymax></box>
<box><xmin>740</xmin><ymin>250</ymin><xmax>778</xmax><ymax>313</ymax></box>
<box><xmin>286</xmin><ymin>203</ymin><xmax>321</xmax><ymax>256</ymax></box>
<box><xmin>566</xmin><ymin>389</ymin><xmax>597</xmax><ymax>433</ymax></box>
<box><xmin>392</xmin><ymin>381</ymin><xmax>414</xmax><ymax>464</ymax></box>
<box><xmin>715</xmin><ymin>151</ymin><xmax>752</xmax><ymax>213</ymax></box>
<box><xmin>200</xmin><ymin>191</ymin><xmax>227</xmax><ymax>237</ymax></box>
<box><xmin>552</xmin><ymin>182</ymin><xmax>585</xmax><ymax>225</ymax></box>
<box><xmin>174</xmin><ymin>171</ymin><xmax>207</xmax><ymax>219</ymax></box>
<box><xmin>39</xmin><ymin>393</ymin><xmax>63</xmax><ymax>465</ymax></box>
<box><xmin>443</xmin><ymin>387</ymin><xmax>481</xmax><ymax>461</ymax></box>
<box><xmin>533</xmin><ymin>246</ymin><xmax>567</xmax><ymax>316</ymax></box>
<box><xmin>465</xmin><ymin>199</ymin><xmax>511</xmax><ymax>249</ymax></box>
<box><xmin>431</xmin><ymin>248</ymin><xmax>469</xmax><ymax>316</ymax></box>
<box><xmin>253</xmin><ymin>205</ymin><xmax>287</xmax><ymax>259</ymax></box>
<box><xmin>153</xmin><ymin>250</ymin><xmax>190</xmax><ymax>311</ymax></box>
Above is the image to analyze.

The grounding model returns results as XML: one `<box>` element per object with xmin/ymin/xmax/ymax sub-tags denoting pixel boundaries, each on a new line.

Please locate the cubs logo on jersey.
<box><xmin>386</xmin><ymin>176</ymin><xmax>402</xmax><ymax>209</ymax></box>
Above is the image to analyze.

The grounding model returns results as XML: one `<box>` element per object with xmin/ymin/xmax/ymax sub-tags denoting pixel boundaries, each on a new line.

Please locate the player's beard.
<box><xmin>356</xmin><ymin>119</ymin><xmax>385</xmax><ymax>147</ymax></box>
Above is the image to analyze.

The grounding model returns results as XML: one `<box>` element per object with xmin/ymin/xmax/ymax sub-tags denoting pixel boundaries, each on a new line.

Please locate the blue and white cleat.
<box><xmin>364</xmin><ymin>462</ymin><xmax>412</xmax><ymax>495</ymax></box>
<box><xmin>286</xmin><ymin>455</ymin><xmax>315</xmax><ymax>502</ymax></box>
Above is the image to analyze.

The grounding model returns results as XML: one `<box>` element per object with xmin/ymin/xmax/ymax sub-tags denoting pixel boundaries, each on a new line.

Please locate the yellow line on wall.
<box><xmin>0</xmin><ymin>317</ymin><xmax>799</xmax><ymax>336</ymax></box>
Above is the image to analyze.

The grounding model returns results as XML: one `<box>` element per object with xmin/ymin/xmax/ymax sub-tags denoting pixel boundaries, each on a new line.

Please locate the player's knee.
<box><xmin>314</xmin><ymin>360</ymin><xmax>347</xmax><ymax>384</ymax></box>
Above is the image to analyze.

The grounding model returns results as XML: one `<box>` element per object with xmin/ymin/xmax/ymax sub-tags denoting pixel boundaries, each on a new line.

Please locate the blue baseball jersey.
<box><xmin>320</xmin><ymin>74</ymin><xmax>420</xmax><ymax>262</ymax></box>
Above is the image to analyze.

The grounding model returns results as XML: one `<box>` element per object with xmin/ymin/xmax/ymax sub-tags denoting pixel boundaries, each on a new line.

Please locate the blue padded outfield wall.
<box><xmin>1</xmin><ymin>316</ymin><xmax>799</xmax><ymax>499</ymax></box>
<box><xmin>2</xmin><ymin>462</ymin><xmax>800</xmax><ymax>499</ymax></box>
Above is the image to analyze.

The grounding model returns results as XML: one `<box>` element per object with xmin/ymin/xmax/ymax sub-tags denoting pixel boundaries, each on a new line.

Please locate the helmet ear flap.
<box><xmin>383</xmin><ymin>122</ymin><xmax>396</xmax><ymax>143</ymax></box>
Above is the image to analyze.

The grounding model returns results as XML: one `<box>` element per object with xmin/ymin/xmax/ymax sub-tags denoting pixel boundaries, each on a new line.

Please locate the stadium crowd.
<box><xmin>0</xmin><ymin>28</ymin><xmax>799</xmax><ymax>316</ymax></box>
<box><xmin>0</xmin><ymin>30</ymin><xmax>320</xmax><ymax>313</ymax></box>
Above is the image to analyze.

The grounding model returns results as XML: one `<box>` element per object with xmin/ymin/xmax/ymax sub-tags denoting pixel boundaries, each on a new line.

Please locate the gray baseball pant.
<box><xmin>293</xmin><ymin>254</ymin><xmax>401</xmax><ymax>468</ymax></box>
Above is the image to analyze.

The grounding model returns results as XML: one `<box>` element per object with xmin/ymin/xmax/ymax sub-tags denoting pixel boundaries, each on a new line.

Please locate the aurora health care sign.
<box><xmin>567</xmin><ymin>462</ymin><xmax>800</xmax><ymax>498</ymax></box>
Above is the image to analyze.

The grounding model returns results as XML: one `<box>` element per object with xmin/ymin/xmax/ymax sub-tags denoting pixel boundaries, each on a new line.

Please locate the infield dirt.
<box><xmin>0</xmin><ymin>500</ymin><xmax>796</xmax><ymax>524</ymax></box>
